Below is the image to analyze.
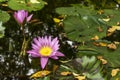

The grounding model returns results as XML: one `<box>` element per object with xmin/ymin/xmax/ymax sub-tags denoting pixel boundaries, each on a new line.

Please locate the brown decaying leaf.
<box><xmin>91</xmin><ymin>35</ymin><xmax>99</xmax><ymax>40</ymax></box>
<box><xmin>97</xmin><ymin>27</ymin><xmax>103</xmax><ymax>32</ymax></box>
<box><xmin>100</xmin><ymin>59</ymin><xmax>107</xmax><ymax>64</ymax></box>
<box><xmin>53</xmin><ymin>18</ymin><xmax>61</xmax><ymax>23</ymax></box>
<box><xmin>107</xmin><ymin>26</ymin><xmax>120</xmax><ymax>36</ymax></box>
<box><xmin>99</xmin><ymin>42</ymin><xmax>107</xmax><ymax>47</ymax></box>
<box><xmin>30</xmin><ymin>70</ymin><xmax>51</xmax><ymax>78</ymax></box>
<box><xmin>93</xmin><ymin>42</ymin><xmax>100</xmax><ymax>46</ymax></box>
<box><xmin>30</xmin><ymin>19</ymin><xmax>43</xmax><ymax>25</ymax></box>
<box><xmin>102</xmin><ymin>18</ymin><xmax>110</xmax><ymax>22</ymax></box>
<box><xmin>107</xmin><ymin>26</ymin><xmax>120</xmax><ymax>32</ymax></box>
<box><xmin>97</xmin><ymin>56</ymin><xmax>107</xmax><ymax>64</ymax></box>
<box><xmin>53</xmin><ymin>65</ymin><xmax>59</xmax><ymax>72</ymax></box>
<box><xmin>75</xmin><ymin>75</ymin><xmax>86</xmax><ymax>80</ymax></box>
<box><xmin>93</xmin><ymin>42</ymin><xmax>107</xmax><ymax>47</ymax></box>
<box><xmin>97</xmin><ymin>10</ymin><xmax>104</xmax><ymax>14</ymax></box>
<box><xmin>2</xmin><ymin>4</ymin><xmax>8</xmax><ymax>7</ymax></box>
<box><xmin>60</xmin><ymin>71</ymin><xmax>72</xmax><ymax>76</ymax></box>
<box><xmin>107</xmin><ymin>32</ymin><xmax>113</xmax><ymax>36</ymax></box>
<box><xmin>111</xmin><ymin>68</ymin><xmax>120</xmax><ymax>77</ymax></box>
<box><xmin>97</xmin><ymin>56</ymin><xmax>103</xmax><ymax>59</ymax></box>
<box><xmin>107</xmin><ymin>43</ymin><xmax>117</xmax><ymax>50</ymax></box>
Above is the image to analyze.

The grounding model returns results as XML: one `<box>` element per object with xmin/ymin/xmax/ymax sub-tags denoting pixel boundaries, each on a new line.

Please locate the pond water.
<box><xmin>0</xmin><ymin>0</ymin><xmax>82</xmax><ymax>79</ymax></box>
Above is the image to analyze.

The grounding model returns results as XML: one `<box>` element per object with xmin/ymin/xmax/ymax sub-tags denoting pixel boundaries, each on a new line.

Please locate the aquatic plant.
<box><xmin>27</xmin><ymin>36</ymin><xmax>65</xmax><ymax>69</ymax></box>
<box><xmin>14</xmin><ymin>10</ymin><xmax>33</xmax><ymax>25</ymax></box>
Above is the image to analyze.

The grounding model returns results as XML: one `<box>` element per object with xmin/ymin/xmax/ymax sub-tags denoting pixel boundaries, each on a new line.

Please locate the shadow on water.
<box><xmin>0</xmin><ymin>0</ymin><xmax>82</xmax><ymax>79</ymax></box>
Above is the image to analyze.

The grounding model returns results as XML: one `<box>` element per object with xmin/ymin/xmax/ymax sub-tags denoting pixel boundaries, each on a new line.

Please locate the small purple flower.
<box><xmin>27</xmin><ymin>36</ymin><xmax>65</xmax><ymax>69</ymax></box>
<box><xmin>14</xmin><ymin>10</ymin><xmax>33</xmax><ymax>25</ymax></box>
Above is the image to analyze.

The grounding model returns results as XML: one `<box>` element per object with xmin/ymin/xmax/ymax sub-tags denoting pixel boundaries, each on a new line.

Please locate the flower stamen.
<box><xmin>39</xmin><ymin>46</ymin><xmax>52</xmax><ymax>56</ymax></box>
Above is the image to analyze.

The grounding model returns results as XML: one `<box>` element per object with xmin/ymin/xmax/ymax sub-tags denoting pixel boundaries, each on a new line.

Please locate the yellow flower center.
<box><xmin>39</xmin><ymin>46</ymin><xmax>52</xmax><ymax>56</ymax></box>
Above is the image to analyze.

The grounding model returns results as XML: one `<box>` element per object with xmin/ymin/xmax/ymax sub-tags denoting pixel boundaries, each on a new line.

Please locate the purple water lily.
<box><xmin>27</xmin><ymin>36</ymin><xmax>65</xmax><ymax>69</ymax></box>
<box><xmin>14</xmin><ymin>10</ymin><xmax>33</xmax><ymax>25</ymax></box>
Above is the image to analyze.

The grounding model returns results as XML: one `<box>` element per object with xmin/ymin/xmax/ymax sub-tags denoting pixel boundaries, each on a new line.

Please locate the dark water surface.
<box><xmin>0</xmin><ymin>0</ymin><xmax>82</xmax><ymax>79</ymax></box>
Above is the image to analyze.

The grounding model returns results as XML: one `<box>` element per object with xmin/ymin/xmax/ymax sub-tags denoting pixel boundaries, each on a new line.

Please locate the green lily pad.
<box><xmin>78</xmin><ymin>41</ymin><xmax>120</xmax><ymax>67</ymax></box>
<box><xmin>0</xmin><ymin>10</ymin><xmax>10</xmax><ymax>23</ymax></box>
<box><xmin>56</xmin><ymin>6</ymin><xmax>107</xmax><ymax>42</ymax></box>
<box><xmin>0</xmin><ymin>0</ymin><xmax>7</xmax><ymax>2</ymax></box>
<box><xmin>8</xmin><ymin>0</ymin><xmax>46</xmax><ymax>12</ymax></box>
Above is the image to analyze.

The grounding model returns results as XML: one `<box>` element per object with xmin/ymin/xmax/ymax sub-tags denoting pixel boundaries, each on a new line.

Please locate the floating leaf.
<box><xmin>0</xmin><ymin>0</ymin><xmax>7</xmax><ymax>2</ymax></box>
<box><xmin>78</xmin><ymin>40</ymin><xmax>120</xmax><ymax>67</ymax></box>
<box><xmin>0</xmin><ymin>10</ymin><xmax>10</xmax><ymax>22</ymax></box>
<box><xmin>100</xmin><ymin>9</ymin><xmax>120</xmax><ymax>25</ymax></box>
<box><xmin>56</xmin><ymin>56</ymin><xmax>104</xmax><ymax>80</ymax></box>
<box><xmin>56</xmin><ymin>6</ymin><xmax>107</xmax><ymax>41</ymax></box>
<box><xmin>56</xmin><ymin>6</ymin><xmax>94</xmax><ymax>16</ymax></box>
<box><xmin>8</xmin><ymin>0</ymin><xmax>46</xmax><ymax>12</ymax></box>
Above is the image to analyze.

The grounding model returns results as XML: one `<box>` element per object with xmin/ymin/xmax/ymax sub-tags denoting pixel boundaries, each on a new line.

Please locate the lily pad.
<box><xmin>78</xmin><ymin>41</ymin><xmax>120</xmax><ymax>67</ymax></box>
<box><xmin>0</xmin><ymin>10</ymin><xmax>10</xmax><ymax>23</ymax></box>
<box><xmin>8</xmin><ymin>0</ymin><xmax>46</xmax><ymax>12</ymax></box>
<box><xmin>0</xmin><ymin>0</ymin><xmax>7</xmax><ymax>2</ymax></box>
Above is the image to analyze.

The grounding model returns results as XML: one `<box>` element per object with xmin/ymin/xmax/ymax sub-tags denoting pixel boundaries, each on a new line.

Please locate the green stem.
<box><xmin>19</xmin><ymin>25</ymin><xmax>29</xmax><ymax>57</ymax></box>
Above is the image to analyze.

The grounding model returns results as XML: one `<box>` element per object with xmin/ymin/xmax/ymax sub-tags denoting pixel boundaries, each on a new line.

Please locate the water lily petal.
<box><xmin>56</xmin><ymin>51</ymin><xmax>65</xmax><ymax>57</ymax></box>
<box><xmin>17</xmin><ymin>10</ymin><xmax>26</xmax><ymax>23</ymax></box>
<box><xmin>14</xmin><ymin>10</ymin><xmax>33</xmax><ymax>25</ymax></box>
<box><xmin>32</xmin><ymin>43</ymin><xmax>39</xmax><ymax>50</ymax></box>
<box><xmin>33</xmin><ymin>37</ymin><xmax>41</xmax><ymax>46</ymax></box>
<box><xmin>27</xmin><ymin>14</ymin><xmax>33</xmax><ymax>22</ymax></box>
<box><xmin>25</xmin><ymin>11</ymin><xmax>28</xmax><ymax>17</ymax></box>
<box><xmin>41</xmin><ymin>57</ymin><xmax>49</xmax><ymax>69</ymax></box>
<box><xmin>27</xmin><ymin>50</ymin><xmax>40</xmax><ymax>57</ymax></box>
<box><xmin>51</xmin><ymin>56</ymin><xmax>58</xmax><ymax>59</ymax></box>
<box><xmin>51</xmin><ymin>37</ymin><xmax>59</xmax><ymax>50</ymax></box>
